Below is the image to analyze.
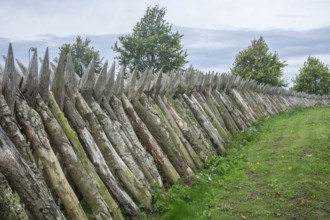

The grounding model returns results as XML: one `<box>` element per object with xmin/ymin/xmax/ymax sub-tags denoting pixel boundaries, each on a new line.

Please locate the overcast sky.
<box><xmin>1</xmin><ymin>0</ymin><xmax>330</xmax><ymax>85</ymax></box>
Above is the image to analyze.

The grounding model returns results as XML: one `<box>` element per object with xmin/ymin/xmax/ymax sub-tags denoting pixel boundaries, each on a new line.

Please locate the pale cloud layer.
<box><xmin>1</xmin><ymin>0</ymin><xmax>330</xmax><ymax>39</ymax></box>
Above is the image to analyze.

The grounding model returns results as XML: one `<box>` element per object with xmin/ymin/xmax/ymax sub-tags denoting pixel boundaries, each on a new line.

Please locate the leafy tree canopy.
<box><xmin>56</xmin><ymin>36</ymin><xmax>103</xmax><ymax>77</ymax></box>
<box><xmin>231</xmin><ymin>37</ymin><xmax>287</xmax><ymax>87</ymax></box>
<box><xmin>292</xmin><ymin>56</ymin><xmax>330</xmax><ymax>95</ymax></box>
<box><xmin>112</xmin><ymin>5</ymin><xmax>187</xmax><ymax>74</ymax></box>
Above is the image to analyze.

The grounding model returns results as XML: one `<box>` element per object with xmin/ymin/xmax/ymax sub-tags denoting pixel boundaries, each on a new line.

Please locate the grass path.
<box><xmin>148</xmin><ymin>107</ymin><xmax>330</xmax><ymax>220</ymax></box>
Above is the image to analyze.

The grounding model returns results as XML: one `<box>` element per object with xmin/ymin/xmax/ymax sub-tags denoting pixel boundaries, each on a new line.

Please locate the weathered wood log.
<box><xmin>238</xmin><ymin>90</ymin><xmax>264</xmax><ymax>120</ymax></box>
<box><xmin>155</xmin><ymin>95</ymin><xmax>203</xmax><ymax>169</ymax></box>
<box><xmin>2</xmin><ymin>77</ymin><xmax>71</xmax><ymax>219</ymax></box>
<box><xmin>0</xmin><ymin>94</ymin><xmax>36</xmax><ymax>166</ymax></box>
<box><xmin>182</xmin><ymin>93</ymin><xmax>227</xmax><ymax>155</ymax></box>
<box><xmin>200</xmin><ymin>91</ymin><xmax>231</xmax><ymax>133</ymax></box>
<box><xmin>0</xmin><ymin>126</ymin><xmax>65</xmax><ymax>220</ymax></box>
<box><xmin>250</xmin><ymin>91</ymin><xmax>274</xmax><ymax>116</ymax></box>
<box><xmin>0</xmin><ymin>93</ymin><xmax>65</xmax><ymax>218</ymax></box>
<box><xmin>59</xmin><ymin>57</ymin><xmax>135</xmax><ymax>217</ymax></box>
<box><xmin>16</xmin><ymin>58</ymin><xmax>28</xmax><ymax>76</ymax></box>
<box><xmin>224</xmin><ymin>90</ymin><xmax>251</xmax><ymax>126</ymax></box>
<box><xmin>192</xmin><ymin>92</ymin><xmax>230</xmax><ymax>141</ymax></box>
<box><xmin>132</xmin><ymin>94</ymin><xmax>194</xmax><ymax>178</ymax></box>
<box><xmin>2</xmin><ymin>44</ymin><xmax>17</xmax><ymax>112</ymax></box>
<box><xmin>75</xmin><ymin>93</ymin><xmax>152</xmax><ymax>210</ymax></box>
<box><xmin>78</xmin><ymin>62</ymin><xmax>152</xmax><ymax>188</ymax></box>
<box><xmin>64</xmin><ymin>54</ymin><xmax>79</xmax><ymax>101</ymax></box>
<box><xmin>51</xmin><ymin>50</ymin><xmax>66</xmax><ymax>110</ymax></box>
<box><xmin>60</xmin><ymin>94</ymin><xmax>136</xmax><ymax>217</ymax></box>
<box><xmin>147</xmin><ymin>94</ymin><xmax>197</xmax><ymax>172</ymax></box>
<box><xmin>79</xmin><ymin>58</ymin><xmax>95</xmax><ymax>103</ymax></box>
<box><xmin>39</xmin><ymin>48</ymin><xmax>51</xmax><ymax>103</ymax></box>
<box><xmin>120</xmin><ymin>94</ymin><xmax>180</xmax><ymax>184</ymax></box>
<box><xmin>88</xmin><ymin>96</ymin><xmax>149</xmax><ymax>187</ymax></box>
<box><xmin>170</xmin><ymin>95</ymin><xmax>216</xmax><ymax>157</ymax></box>
<box><xmin>0</xmin><ymin>172</ymin><xmax>29</xmax><ymax>220</ymax></box>
<box><xmin>35</xmin><ymin>95</ymin><xmax>113</xmax><ymax>219</ymax></box>
<box><xmin>110</xmin><ymin>95</ymin><xmax>163</xmax><ymax>185</ymax></box>
<box><xmin>21</xmin><ymin>49</ymin><xmax>39</xmax><ymax>107</ymax></box>
<box><xmin>15</xmin><ymin>100</ymin><xmax>87</xmax><ymax>220</ymax></box>
<box><xmin>163</xmin><ymin>96</ymin><xmax>211</xmax><ymax>162</ymax></box>
<box><xmin>150</xmin><ymin>71</ymin><xmax>163</xmax><ymax>97</ymax></box>
<box><xmin>134</xmin><ymin>68</ymin><xmax>151</xmax><ymax>100</ymax></box>
<box><xmin>94</xmin><ymin>60</ymin><xmax>108</xmax><ymax>103</ymax></box>
<box><xmin>103</xmin><ymin>61</ymin><xmax>116</xmax><ymax>102</ymax></box>
<box><xmin>126</xmin><ymin>68</ymin><xmax>137</xmax><ymax>101</ymax></box>
<box><xmin>214</xmin><ymin>90</ymin><xmax>248</xmax><ymax>130</ymax></box>
<box><xmin>208</xmin><ymin>91</ymin><xmax>240</xmax><ymax>134</ymax></box>
<box><xmin>229</xmin><ymin>89</ymin><xmax>257</xmax><ymax>124</ymax></box>
<box><xmin>49</xmin><ymin>94</ymin><xmax>124</xmax><ymax>219</ymax></box>
<box><xmin>114</xmin><ymin>67</ymin><xmax>125</xmax><ymax>97</ymax></box>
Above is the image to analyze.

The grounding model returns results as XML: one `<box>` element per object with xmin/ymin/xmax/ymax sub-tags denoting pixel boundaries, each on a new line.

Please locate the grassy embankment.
<box><xmin>147</xmin><ymin>106</ymin><xmax>330</xmax><ymax>219</ymax></box>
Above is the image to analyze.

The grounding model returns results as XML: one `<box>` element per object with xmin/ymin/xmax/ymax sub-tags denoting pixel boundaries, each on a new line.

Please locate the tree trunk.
<box><xmin>182</xmin><ymin>94</ymin><xmax>227</xmax><ymax>155</ymax></box>
<box><xmin>88</xmin><ymin>97</ymin><xmax>149</xmax><ymax>188</ymax></box>
<box><xmin>163</xmin><ymin>96</ymin><xmax>210</xmax><ymax>162</ymax></box>
<box><xmin>0</xmin><ymin>94</ymin><xmax>57</xmax><ymax>209</ymax></box>
<box><xmin>75</xmin><ymin>93</ymin><xmax>152</xmax><ymax>210</ymax></box>
<box><xmin>214</xmin><ymin>90</ymin><xmax>247</xmax><ymax>131</ymax></box>
<box><xmin>193</xmin><ymin>92</ymin><xmax>230</xmax><ymax>141</ymax></box>
<box><xmin>0</xmin><ymin>95</ymin><xmax>35</xmax><ymax>163</ymax></box>
<box><xmin>0</xmin><ymin>126</ymin><xmax>65</xmax><ymax>220</ymax></box>
<box><xmin>170</xmin><ymin>95</ymin><xmax>216</xmax><ymax>157</ymax></box>
<box><xmin>0</xmin><ymin>172</ymin><xmax>29</xmax><ymax>220</ymax></box>
<box><xmin>48</xmin><ymin>93</ymin><xmax>124</xmax><ymax>219</ymax></box>
<box><xmin>35</xmin><ymin>95</ymin><xmax>113</xmax><ymax>219</ymax></box>
<box><xmin>121</xmin><ymin>94</ymin><xmax>180</xmax><ymax>184</ymax></box>
<box><xmin>221</xmin><ymin>91</ymin><xmax>251</xmax><ymax>126</ymax></box>
<box><xmin>15</xmin><ymin>100</ymin><xmax>87</xmax><ymax>220</ymax></box>
<box><xmin>209</xmin><ymin>90</ymin><xmax>240</xmax><ymax>134</ymax></box>
<box><xmin>156</xmin><ymin>95</ymin><xmax>203</xmax><ymax>169</ymax></box>
<box><xmin>109</xmin><ymin>95</ymin><xmax>163</xmax><ymax>185</ymax></box>
<box><xmin>132</xmin><ymin>94</ymin><xmax>194</xmax><ymax>178</ymax></box>
<box><xmin>61</xmin><ymin>95</ymin><xmax>137</xmax><ymax>217</ymax></box>
<box><xmin>229</xmin><ymin>89</ymin><xmax>257</xmax><ymax>124</ymax></box>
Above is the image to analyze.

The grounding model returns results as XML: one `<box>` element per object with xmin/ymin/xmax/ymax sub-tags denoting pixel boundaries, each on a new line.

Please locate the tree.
<box><xmin>56</xmin><ymin>36</ymin><xmax>103</xmax><ymax>77</ymax></box>
<box><xmin>112</xmin><ymin>5</ymin><xmax>187</xmax><ymax>74</ymax></box>
<box><xmin>231</xmin><ymin>37</ymin><xmax>287</xmax><ymax>87</ymax></box>
<box><xmin>292</xmin><ymin>56</ymin><xmax>330</xmax><ymax>95</ymax></box>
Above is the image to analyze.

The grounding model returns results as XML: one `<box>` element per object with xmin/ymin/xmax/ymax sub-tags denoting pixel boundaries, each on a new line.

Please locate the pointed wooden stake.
<box><xmin>15</xmin><ymin>59</ymin><xmax>28</xmax><ymax>76</ymax></box>
<box><xmin>39</xmin><ymin>48</ymin><xmax>50</xmax><ymax>103</ymax></box>
<box><xmin>114</xmin><ymin>66</ymin><xmax>125</xmax><ymax>97</ymax></box>
<box><xmin>51</xmin><ymin>50</ymin><xmax>65</xmax><ymax>110</ymax></box>
<box><xmin>152</xmin><ymin>71</ymin><xmax>163</xmax><ymax>97</ymax></box>
<box><xmin>93</xmin><ymin>60</ymin><xmax>108</xmax><ymax>103</ymax></box>
<box><xmin>64</xmin><ymin>53</ymin><xmax>78</xmax><ymax>101</ymax></box>
<box><xmin>127</xmin><ymin>68</ymin><xmax>137</xmax><ymax>101</ymax></box>
<box><xmin>134</xmin><ymin>68</ymin><xmax>150</xmax><ymax>99</ymax></box>
<box><xmin>104</xmin><ymin>61</ymin><xmax>115</xmax><ymax>102</ymax></box>
<box><xmin>21</xmin><ymin>49</ymin><xmax>39</xmax><ymax>106</ymax></box>
<box><xmin>2</xmin><ymin>44</ymin><xmax>17</xmax><ymax>112</ymax></box>
<box><xmin>79</xmin><ymin>58</ymin><xmax>96</xmax><ymax>103</ymax></box>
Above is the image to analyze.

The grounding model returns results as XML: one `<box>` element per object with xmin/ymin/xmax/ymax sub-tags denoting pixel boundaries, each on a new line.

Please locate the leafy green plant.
<box><xmin>231</xmin><ymin>37</ymin><xmax>287</xmax><ymax>87</ymax></box>
<box><xmin>113</xmin><ymin>5</ymin><xmax>187</xmax><ymax>74</ymax></box>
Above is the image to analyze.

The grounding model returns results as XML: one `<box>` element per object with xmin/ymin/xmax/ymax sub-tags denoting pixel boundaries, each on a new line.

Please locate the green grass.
<box><xmin>146</xmin><ymin>106</ymin><xmax>330</xmax><ymax>220</ymax></box>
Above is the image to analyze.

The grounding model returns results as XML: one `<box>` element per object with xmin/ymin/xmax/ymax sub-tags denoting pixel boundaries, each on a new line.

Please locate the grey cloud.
<box><xmin>176</xmin><ymin>26</ymin><xmax>330</xmax><ymax>84</ymax></box>
<box><xmin>1</xmin><ymin>26</ymin><xmax>329</xmax><ymax>86</ymax></box>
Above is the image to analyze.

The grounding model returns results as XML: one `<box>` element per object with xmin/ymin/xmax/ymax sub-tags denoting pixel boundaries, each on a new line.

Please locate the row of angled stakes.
<box><xmin>0</xmin><ymin>44</ymin><xmax>329</xmax><ymax>220</ymax></box>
